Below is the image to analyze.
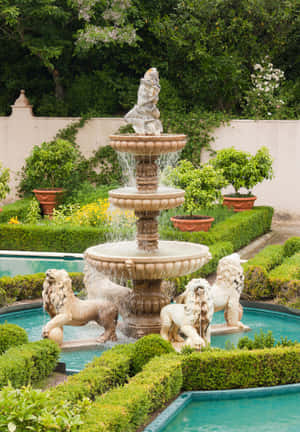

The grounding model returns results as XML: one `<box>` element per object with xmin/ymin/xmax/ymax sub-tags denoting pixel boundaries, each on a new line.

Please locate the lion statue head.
<box><xmin>42</xmin><ymin>269</ymin><xmax>74</xmax><ymax>317</ymax></box>
<box><xmin>215</xmin><ymin>253</ymin><xmax>244</xmax><ymax>295</ymax></box>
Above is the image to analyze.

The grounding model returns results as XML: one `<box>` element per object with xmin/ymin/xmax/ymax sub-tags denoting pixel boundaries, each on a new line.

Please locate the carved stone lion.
<box><xmin>42</xmin><ymin>269</ymin><xmax>118</xmax><ymax>346</ymax></box>
<box><xmin>211</xmin><ymin>253</ymin><xmax>246</xmax><ymax>328</ymax></box>
<box><xmin>160</xmin><ymin>278</ymin><xmax>214</xmax><ymax>350</ymax></box>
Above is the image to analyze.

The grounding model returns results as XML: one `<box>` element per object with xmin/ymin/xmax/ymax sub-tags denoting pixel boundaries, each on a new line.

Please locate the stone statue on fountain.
<box><xmin>124</xmin><ymin>67</ymin><xmax>163</xmax><ymax>135</ymax></box>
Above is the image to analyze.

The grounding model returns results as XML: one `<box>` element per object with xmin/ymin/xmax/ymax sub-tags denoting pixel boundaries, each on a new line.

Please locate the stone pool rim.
<box><xmin>143</xmin><ymin>383</ymin><xmax>300</xmax><ymax>432</ymax></box>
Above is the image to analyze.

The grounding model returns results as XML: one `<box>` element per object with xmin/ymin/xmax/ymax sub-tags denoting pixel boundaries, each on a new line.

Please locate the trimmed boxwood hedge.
<box><xmin>181</xmin><ymin>345</ymin><xmax>300</xmax><ymax>390</ymax></box>
<box><xmin>0</xmin><ymin>206</ymin><xmax>273</xmax><ymax>253</ymax></box>
<box><xmin>0</xmin><ymin>199</ymin><xmax>32</xmax><ymax>223</ymax></box>
<box><xmin>283</xmin><ymin>237</ymin><xmax>300</xmax><ymax>257</ymax></box>
<box><xmin>0</xmin><ymin>339</ymin><xmax>60</xmax><ymax>389</ymax></box>
<box><xmin>0</xmin><ymin>272</ymin><xmax>84</xmax><ymax>307</ymax></box>
<box><xmin>79</xmin><ymin>354</ymin><xmax>183</xmax><ymax>432</ymax></box>
<box><xmin>0</xmin><ymin>323</ymin><xmax>28</xmax><ymax>355</ymax></box>
<box><xmin>269</xmin><ymin>252</ymin><xmax>300</xmax><ymax>300</ymax></box>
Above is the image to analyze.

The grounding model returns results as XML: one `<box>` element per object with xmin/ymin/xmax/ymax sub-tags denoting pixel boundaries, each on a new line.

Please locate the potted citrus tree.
<box><xmin>210</xmin><ymin>146</ymin><xmax>273</xmax><ymax>212</ymax></box>
<box><xmin>18</xmin><ymin>138</ymin><xmax>83</xmax><ymax>216</ymax></box>
<box><xmin>165</xmin><ymin>160</ymin><xmax>228</xmax><ymax>231</ymax></box>
<box><xmin>0</xmin><ymin>162</ymin><xmax>10</xmax><ymax>211</ymax></box>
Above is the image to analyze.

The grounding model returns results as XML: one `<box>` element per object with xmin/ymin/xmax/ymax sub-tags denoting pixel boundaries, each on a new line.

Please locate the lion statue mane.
<box><xmin>160</xmin><ymin>278</ymin><xmax>214</xmax><ymax>350</ymax></box>
<box><xmin>42</xmin><ymin>269</ymin><xmax>118</xmax><ymax>346</ymax></box>
<box><xmin>211</xmin><ymin>253</ymin><xmax>246</xmax><ymax>328</ymax></box>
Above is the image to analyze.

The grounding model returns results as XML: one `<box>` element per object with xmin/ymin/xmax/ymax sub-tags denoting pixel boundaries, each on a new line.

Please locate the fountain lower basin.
<box><xmin>84</xmin><ymin>241</ymin><xmax>211</xmax><ymax>280</ymax></box>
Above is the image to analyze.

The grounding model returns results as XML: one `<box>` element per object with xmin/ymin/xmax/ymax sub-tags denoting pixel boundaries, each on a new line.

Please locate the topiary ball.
<box><xmin>131</xmin><ymin>334</ymin><xmax>175</xmax><ymax>375</ymax></box>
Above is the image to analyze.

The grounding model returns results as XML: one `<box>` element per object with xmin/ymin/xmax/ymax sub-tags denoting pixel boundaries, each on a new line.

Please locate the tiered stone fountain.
<box><xmin>84</xmin><ymin>68</ymin><xmax>211</xmax><ymax>338</ymax></box>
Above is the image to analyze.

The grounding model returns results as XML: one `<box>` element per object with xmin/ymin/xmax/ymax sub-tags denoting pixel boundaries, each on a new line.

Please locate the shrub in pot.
<box><xmin>210</xmin><ymin>146</ymin><xmax>273</xmax><ymax>211</ymax></box>
<box><xmin>18</xmin><ymin>138</ymin><xmax>84</xmax><ymax>216</ymax></box>
<box><xmin>0</xmin><ymin>162</ymin><xmax>10</xmax><ymax>210</ymax></box>
<box><xmin>165</xmin><ymin>160</ymin><xmax>228</xmax><ymax>231</ymax></box>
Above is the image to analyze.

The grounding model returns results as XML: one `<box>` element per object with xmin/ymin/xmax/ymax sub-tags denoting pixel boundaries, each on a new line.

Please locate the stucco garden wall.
<box><xmin>1</xmin><ymin>92</ymin><xmax>299</xmax><ymax>219</ymax></box>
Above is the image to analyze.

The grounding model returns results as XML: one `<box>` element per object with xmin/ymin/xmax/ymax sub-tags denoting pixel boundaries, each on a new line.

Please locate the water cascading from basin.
<box><xmin>84</xmin><ymin>68</ymin><xmax>212</xmax><ymax>338</ymax></box>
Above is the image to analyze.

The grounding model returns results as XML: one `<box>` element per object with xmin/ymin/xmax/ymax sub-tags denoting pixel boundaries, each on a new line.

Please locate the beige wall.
<box><xmin>0</xmin><ymin>93</ymin><xmax>125</xmax><ymax>202</ymax></box>
<box><xmin>1</xmin><ymin>93</ymin><xmax>299</xmax><ymax>219</ymax></box>
<box><xmin>202</xmin><ymin>120</ymin><xmax>300</xmax><ymax>219</ymax></box>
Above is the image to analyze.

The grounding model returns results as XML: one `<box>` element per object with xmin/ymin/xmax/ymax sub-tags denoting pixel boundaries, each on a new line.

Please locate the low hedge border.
<box><xmin>0</xmin><ymin>206</ymin><xmax>273</xmax><ymax>253</ymax></box>
<box><xmin>0</xmin><ymin>199</ymin><xmax>32</xmax><ymax>223</ymax></box>
<box><xmin>181</xmin><ymin>344</ymin><xmax>300</xmax><ymax>390</ymax></box>
<box><xmin>0</xmin><ymin>272</ymin><xmax>84</xmax><ymax>308</ymax></box>
<box><xmin>0</xmin><ymin>339</ymin><xmax>60</xmax><ymax>389</ymax></box>
<box><xmin>0</xmin><ymin>323</ymin><xmax>28</xmax><ymax>355</ymax></box>
<box><xmin>242</xmin><ymin>237</ymin><xmax>300</xmax><ymax>302</ymax></box>
<box><xmin>79</xmin><ymin>354</ymin><xmax>183</xmax><ymax>432</ymax></box>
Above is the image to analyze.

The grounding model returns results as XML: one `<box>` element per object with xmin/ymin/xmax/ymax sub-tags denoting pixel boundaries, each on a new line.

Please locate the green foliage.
<box><xmin>237</xmin><ymin>330</ymin><xmax>275</xmax><ymax>350</ymax></box>
<box><xmin>0</xmin><ymin>383</ymin><xmax>85</xmax><ymax>432</ymax></box>
<box><xmin>269</xmin><ymin>253</ymin><xmax>300</xmax><ymax>300</ymax></box>
<box><xmin>0</xmin><ymin>162</ymin><xmax>10</xmax><ymax>202</ymax></box>
<box><xmin>0</xmin><ymin>339</ymin><xmax>60</xmax><ymax>389</ymax></box>
<box><xmin>0</xmin><ymin>272</ymin><xmax>83</xmax><ymax>307</ymax></box>
<box><xmin>130</xmin><ymin>334</ymin><xmax>175</xmax><ymax>375</ymax></box>
<box><xmin>18</xmin><ymin>138</ymin><xmax>84</xmax><ymax>194</ymax></box>
<box><xmin>165</xmin><ymin>159</ymin><xmax>228</xmax><ymax>214</ymax></box>
<box><xmin>51</xmin><ymin>344</ymin><xmax>135</xmax><ymax>404</ymax></box>
<box><xmin>211</xmin><ymin>146</ymin><xmax>273</xmax><ymax>194</ymax></box>
<box><xmin>80</xmin><ymin>354</ymin><xmax>182</xmax><ymax>432</ymax></box>
<box><xmin>243</xmin><ymin>244</ymin><xmax>285</xmax><ymax>299</ymax></box>
<box><xmin>0</xmin><ymin>198</ymin><xmax>32</xmax><ymax>223</ymax></box>
<box><xmin>87</xmin><ymin>146</ymin><xmax>122</xmax><ymax>186</ymax></box>
<box><xmin>182</xmin><ymin>344</ymin><xmax>300</xmax><ymax>390</ymax></box>
<box><xmin>23</xmin><ymin>197</ymin><xmax>42</xmax><ymax>224</ymax></box>
<box><xmin>0</xmin><ymin>323</ymin><xmax>28</xmax><ymax>355</ymax></box>
<box><xmin>283</xmin><ymin>237</ymin><xmax>300</xmax><ymax>257</ymax></box>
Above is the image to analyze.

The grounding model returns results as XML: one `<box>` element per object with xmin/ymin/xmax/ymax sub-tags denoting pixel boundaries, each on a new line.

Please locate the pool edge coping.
<box><xmin>143</xmin><ymin>383</ymin><xmax>300</xmax><ymax>432</ymax></box>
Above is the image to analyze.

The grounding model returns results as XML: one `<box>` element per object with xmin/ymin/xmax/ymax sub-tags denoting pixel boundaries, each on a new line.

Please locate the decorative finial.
<box><xmin>13</xmin><ymin>89</ymin><xmax>32</xmax><ymax>108</ymax></box>
<box><xmin>124</xmin><ymin>68</ymin><xmax>163</xmax><ymax>135</ymax></box>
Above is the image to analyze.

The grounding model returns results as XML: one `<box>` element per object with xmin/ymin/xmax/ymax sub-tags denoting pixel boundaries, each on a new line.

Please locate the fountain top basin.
<box><xmin>84</xmin><ymin>240</ymin><xmax>211</xmax><ymax>280</ymax></box>
<box><xmin>109</xmin><ymin>134</ymin><xmax>186</xmax><ymax>155</ymax></box>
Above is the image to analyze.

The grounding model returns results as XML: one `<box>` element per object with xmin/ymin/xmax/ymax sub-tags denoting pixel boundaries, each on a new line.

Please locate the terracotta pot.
<box><xmin>170</xmin><ymin>215</ymin><xmax>214</xmax><ymax>232</ymax></box>
<box><xmin>33</xmin><ymin>188</ymin><xmax>64</xmax><ymax>217</ymax></box>
<box><xmin>223</xmin><ymin>195</ymin><xmax>257</xmax><ymax>212</ymax></box>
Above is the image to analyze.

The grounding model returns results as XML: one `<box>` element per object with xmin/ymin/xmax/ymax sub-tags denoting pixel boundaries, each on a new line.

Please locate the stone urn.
<box><xmin>223</xmin><ymin>195</ymin><xmax>257</xmax><ymax>212</ymax></box>
<box><xmin>33</xmin><ymin>188</ymin><xmax>64</xmax><ymax>217</ymax></box>
<box><xmin>170</xmin><ymin>215</ymin><xmax>215</xmax><ymax>232</ymax></box>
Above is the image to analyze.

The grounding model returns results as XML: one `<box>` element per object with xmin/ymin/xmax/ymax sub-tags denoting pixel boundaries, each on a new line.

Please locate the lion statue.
<box><xmin>211</xmin><ymin>253</ymin><xmax>246</xmax><ymax>328</ymax></box>
<box><xmin>160</xmin><ymin>278</ymin><xmax>214</xmax><ymax>350</ymax></box>
<box><xmin>42</xmin><ymin>269</ymin><xmax>118</xmax><ymax>346</ymax></box>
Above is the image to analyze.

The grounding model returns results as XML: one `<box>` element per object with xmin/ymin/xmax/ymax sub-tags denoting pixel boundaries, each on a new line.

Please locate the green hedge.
<box><xmin>79</xmin><ymin>354</ymin><xmax>183</xmax><ymax>432</ymax></box>
<box><xmin>242</xmin><ymin>244</ymin><xmax>285</xmax><ymax>299</ymax></box>
<box><xmin>0</xmin><ymin>199</ymin><xmax>32</xmax><ymax>223</ymax></box>
<box><xmin>0</xmin><ymin>206</ymin><xmax>273</xmax><ymax>254</ymax></box>
<box><xmin>0</xmin><ymin>224</ymin><xmax>109</xmax><ymax>253</ymax></box>
<box><xmin>181</xmin><ymin>345</ymin><xmax>300</xmax><ymax>390</ymax></box>
<box><xmin>269</xmin><ymin>252</ymin><xmax>300</xmax><ymax>300</ymax></box>
<box><xmin>171</xmin><ymin>241</ymin><xmax>234</xmax><ymax>294</ymax></box>
<box><xmin>51</xmin><ymin>344</ymin><xmax>135</xmax><ymax>404</ymax></box>
<box><xmin>0</xmin><ymin>323</ymin><xmax>28</xmax><ymax>355</ymax></box>
<box><xmin>0</xmin><ymin>272</ymin><xmax>84</xmax><ymax>307</ymax></box>
<box><xmin>0</xmin><ymin>339</ymin><xmax>60</xmax><ymax>389</ymax></box>
<box><xmin>283</xmin><ymin>237</ymin><xmax>300</xmax><ymax>257</ymax></box>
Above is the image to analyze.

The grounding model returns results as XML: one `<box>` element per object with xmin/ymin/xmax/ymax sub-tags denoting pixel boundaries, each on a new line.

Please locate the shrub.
<box><xmin>182</xmin><ymin>345</ymin><xmax>300</xmax><ymax>390</ymax></box>
<box><xmin>0</xmin><ymin>272</ymin><xmax>83</xmax><ymax>307</ymax></box>
<box><xmin>0</xmin><ymin>340</ymin><xmax>60</xmax><ymax>389</ymax></box>
<box><xmin>51</xmin><ymin>344</ymin><xmax>135</xmax><ymax>404</ymax></box>
<box><xmin>0</xmin><ymin>383</ymin><xmax>84</xmax><ymax>432</ymax></box>
<box><xmin>210</xmin><ymin>146</ymin><xmax>273</xmax><ymax>195</ymax></box>
<box><xmin>283</xmin><ymin>237</ymin><xmax>300</xmax><ymax>257</ymax></box>
<box><xmin>0</xmin><ymin>199</ymin><xmax>33</xmax><ymax>223</ymax></box>
<box><xmin>130</xmin><ymin>334</ymin><xmax>175</xmax><ymax>375</ymax></box>
<box><xmin>0</xmin><ymin>323</ymin><xmax>28</xmax><ymax>355</ymax></box>
<box><xmin>237</xmin><ymin>330</ymin><xmax>296</xmax><ymax>350</ymax></box>
<box><xmin>164</xmin><ymin>159</ymin><xmax>227</xmax><ymax>214</ymax></box>
<box><xmin>79</xmin><ymin>354</ymin><xmax>182</xmax><ymax>432</ymax></box>
<box><xmin>269</xmin><ymin>253</ymin><xmax>300</xmax><ymax>300</ymax></box>
<box><xmin>242</xmin><ymin>244</ymin><xmax>285</xmax><ymax>299</ymax></box>
<box><xmin>0</xmin><ymin>162</ymin><xmax>10</xmax><ymax>202</ymax></box>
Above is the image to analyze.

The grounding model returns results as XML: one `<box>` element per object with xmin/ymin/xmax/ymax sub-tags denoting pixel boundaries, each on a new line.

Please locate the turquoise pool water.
<box><xmin>0</xmin><ymin>254</ymin><xmax>84</xmax><ymax>277</ymax></box>
<box><xmin>0</xmin><ymin>307</ymin><xmax>299</xmax><ymax>371</ymax></box>
<box><xmin>146</xmin><ymin>386</ymin><xmax>300</xmax><ymax>432</ymax></box>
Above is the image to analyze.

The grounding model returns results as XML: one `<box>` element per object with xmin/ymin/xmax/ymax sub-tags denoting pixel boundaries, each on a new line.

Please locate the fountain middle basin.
<box><xmin>85</xmin><ymin>241</ymin><xmax>211</xmax><ymax>280</ymax></box>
